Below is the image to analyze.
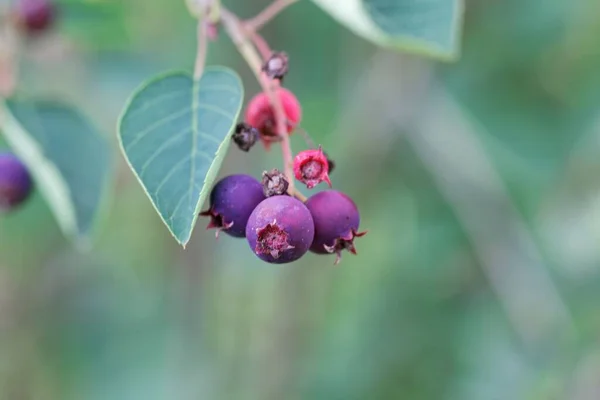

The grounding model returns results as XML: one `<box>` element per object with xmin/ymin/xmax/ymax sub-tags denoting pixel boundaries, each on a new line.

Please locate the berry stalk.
<box><xmin>220</xmin><ymin>7</ymin><xmax>304</xmax><ymax>200</ymax></box>
<box><xmin>244</xmin><ymin>0</ymin><xmax>299</xmax><ymax>32</ymax></box>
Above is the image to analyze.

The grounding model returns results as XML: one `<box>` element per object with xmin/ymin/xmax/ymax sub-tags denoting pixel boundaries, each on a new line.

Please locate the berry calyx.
<box><xmin>305</xmin><ymin>190</ymin><xmax>366</xmax><ymax>265</ymax></box>
<box><xmin>15</xmin><ymin>0</ymin><xmax>56</xmax><ymax>35</ymax></box>
<box><xmin>261</xmin><ymin>168</ymin><xmax>289</xmax><ymax>197</ymax></box>
<box><xmin>244</xmin><ymin>88</ymin><xmax>302</xmax><ymax>149</ymax></box>
<box><xmin>255</xmin><ymin>220</ymin><xmax>294</xmax><ymax>259</ymax></box>
<box><xmin>0</xmin><ymin>152</ymin><xmax>33</xmax><ymax>212</ymax></box>
<box><xmin>262</xmin><ymin>52</ymin><xmax>289</xmax><ymax>80</ymax></box>
<box><xmin>246</xmin><ymin>196</ymin><xmax>314</xmax><ymax>264</ymax></box>
<box><xmin>232</xmin><ymin>122</ymin><xmax>258</xmax><ymax>152</ymax></box>
<box><xmin>200</xmin><ymin>174</ymin><xmax>266</xmax><ymax>238</ymax></box>
<box><xmin>293</xmin><ymin>146</ymin><xmax>332</xmax><ymax>189</ymax></box>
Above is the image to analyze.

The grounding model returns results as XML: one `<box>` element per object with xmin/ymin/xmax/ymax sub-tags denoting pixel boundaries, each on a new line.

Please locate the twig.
<box><xmin>193</xmin><ymin>19</ymin><xmax>208</xmax><ymax>80</ymax></box>
<box><xmin>220</xmin><ymin>7</ymin><xmax>298</xmax><ymax>196</ymax></box>
<box><xmin>248</xmin><ymin>30</ymin><xmax>272</xmax><ymax>61</ymax></box>
<box><xmin>245</xmin><ymin>0</ymin><xmax>299</xmax><ymax>32</ymax></box>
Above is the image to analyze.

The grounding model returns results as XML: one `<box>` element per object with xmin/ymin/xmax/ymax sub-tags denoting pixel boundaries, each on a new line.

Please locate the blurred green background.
<box><xmin>2</xmin><ymin>0</ymin><xmax>600</xmax><ymax>398</ymax></box>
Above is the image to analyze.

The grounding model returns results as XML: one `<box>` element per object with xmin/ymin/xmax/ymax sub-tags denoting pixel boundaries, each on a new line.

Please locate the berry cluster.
<box><xmin>202</xmin><ymin>54</ymin><xmax>366</xmax><ymax>265</ymax></box>
<box><xmin>0</xmin><ymin>152</ymin><xmax>33</xmax><ymax>212</ymax></box>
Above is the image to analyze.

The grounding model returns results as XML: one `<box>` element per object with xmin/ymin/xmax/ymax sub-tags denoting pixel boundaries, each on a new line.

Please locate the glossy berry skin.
<box><xmin>0</xmin><ymin>152</ymin><xmax>33</xmax><ymax>212</ymax></box>
<box><xmin>16</xmin><ymin>0</ymin><xmax>56</xmax><ymax>34</ymax></box>
<box><xmin>244</xmin><ymin>88</ymin><xmax>302</xmax><ymax>148</ymax></box>
<box><xmin>200</xmin><ymin>174</ymin><xmax>266</xmax><ymax>238</ymax></box>
<box><xmin>246</xmin><ymin>196</ymin><xmax>314</xmax><ymax>264</ymax></box>
<box><xmin>305</xmin><ymin>190</ymin><xmax>366</xmax><ymax>264</ymax></box>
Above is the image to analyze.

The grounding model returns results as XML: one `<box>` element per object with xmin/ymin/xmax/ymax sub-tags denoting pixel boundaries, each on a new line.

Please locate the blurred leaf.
<box><xmin>0</xmin><ymin>100</ymin><xmax>111</xmax><ymax>247</ymax></box>
<box><xmin>118</xmin><ymin>68</ymin><xmax>243</xmax><ymax>246</ymax></box>
<box><xmin>310</xmin><ymin>0</ymin><xmax>463</xmax><ymax>60</ymax></box>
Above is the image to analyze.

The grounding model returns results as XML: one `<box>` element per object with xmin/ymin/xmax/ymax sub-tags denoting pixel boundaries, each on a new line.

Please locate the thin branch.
<box><xmin>221</xmin><ymin>7</ymin><xmax>299</xmax><ymax>197</ymax></box>
<box><xmin>245</xmin><ymin>0</ymin><xmax>299</xmax><ymax>32</ymax></box>
<box><xmin>248</xmin><ymin>30</ymin><xmax>272</xmax><ymax>61</ymax></box>
<box><xmin>193</xmin><ymin>20</ymin><xmax>208</xmax><ymax>80</ymax></box>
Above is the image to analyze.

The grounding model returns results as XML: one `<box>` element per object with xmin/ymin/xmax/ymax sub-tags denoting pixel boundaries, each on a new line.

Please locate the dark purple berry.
<box><xmin>246</xmin><ymin>196</ymin><xmax>314</xmax><ymax>264</ymax></box>
<box><xmin>262</xmin><ymin>52</ymin><xmax>289</xmax><ymax>80</ymax></box>
<box><xmin>16</xmin><ymin>0</ymin><xmax>56</xmax><ymax>34</ymax></box>
<box><xmin>261</xmin><ymin>168</ymin><xmax>289</xmax><ymax>197</ymax></box>
<box><xmin>200</xmin><ymin>174</ymin><xmax>265</xmax><ymax>238</ymax></box>
<box><xmin>0</xmin><ymin>152</ymin><xmax>33</xmax><ymax>212</ymax></box>
<box><xmin>232</xmin><ymin>122</ymin><xmax>258</xmax><ymax>152</ymax></box>
<box><xmin>305</xmin><ymin>190</ymin><xmax>366</xmax><ymax>265</ymax></box>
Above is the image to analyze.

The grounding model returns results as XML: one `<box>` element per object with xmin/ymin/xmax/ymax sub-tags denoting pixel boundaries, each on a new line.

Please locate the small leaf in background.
<box><xmin>0</xmin><ymin>100</ymin><xmax>112</xmax><ymax>247</ymax></box>
<box><xmin>118</xmin><ymin>67</ymin><xmax>243</xmax><ymax>247</ymax></box>
<box><xmin>310</xmin><ymin>0</ymin><xmax>463</xmax><ymax>60</ymax></box>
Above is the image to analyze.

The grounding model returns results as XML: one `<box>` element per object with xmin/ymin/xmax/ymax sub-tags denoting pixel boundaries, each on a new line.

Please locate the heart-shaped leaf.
<box><xmin>118</xmin><ymin>67</ymin><xmax>244</xmax><ymax>246</ymax></box>
<box><xmin>310</xmin><ymin>0</ymin><xmax>463</xmax><ymax>60</ymax></box>
<box><xmin>0</xmin><ymin>100</ymin><xmax>112</xmax><ymax>247</ymax></box>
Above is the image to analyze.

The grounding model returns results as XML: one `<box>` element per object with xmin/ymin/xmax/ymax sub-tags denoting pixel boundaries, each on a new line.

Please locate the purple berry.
<box><xmin>246</xmin><ymin>196</ymin><xmax>314</xmax><ymax>264</ymax></box>
<box><xmin>0</xmin><ymin>152</ymin><xmax>33</xmax><ymax>212</ymax></box>
<box><xmin>200</xmin><ymin>174</ymin><xmax>266</xmax><ymax>238</ymax></box>
<box><xmin>16</xmin><ymin>0</ymin><xmax>55</xmax><ymax>34</ymax></box>
<box><xmin>305</xmin><ymin>190</ymin><xmax>366</xmax><ymax>264</ymax></box>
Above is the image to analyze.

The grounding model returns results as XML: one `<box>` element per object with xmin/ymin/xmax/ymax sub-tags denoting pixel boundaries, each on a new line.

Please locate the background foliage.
<box><xmin>1</xmin><ymin>0</ymin><xmax>600</xmax><ymax>399</ymax></box>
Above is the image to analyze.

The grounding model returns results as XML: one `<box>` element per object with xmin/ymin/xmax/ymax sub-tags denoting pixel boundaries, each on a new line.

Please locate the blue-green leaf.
<box><xmin>311</xmin><ymin>0</ymin><xmax>464</xmax><ymax>60</ymax></box>
<box><xmin>117</xmin><ymin>67</ymin><xmax>244</xmax><ymax>247</ymax></box>
<box><xmin>0</xmin><ymin>100</ymin><xmax>112</xmax><ymax>247</ymax></box>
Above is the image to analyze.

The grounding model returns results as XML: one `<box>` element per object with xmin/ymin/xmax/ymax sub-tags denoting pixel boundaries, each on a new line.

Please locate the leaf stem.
<box><xmin>220</xmin><ymin>7</ymin><xmax>301</xmax><ymax>198</ymax></box>
<box><xmin>193</xmin><ymin>19</ymin><xmax>208</xmax><ymax>80</ymax></box>
<box><xmin>245</xmin><ymin>0</ymin><xmax>299</xmax><ymax>32</ymax></box>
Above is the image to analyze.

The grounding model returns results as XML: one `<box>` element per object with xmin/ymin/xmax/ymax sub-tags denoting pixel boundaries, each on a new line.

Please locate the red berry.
<box><xmin>293</xmin><ymin>146</ymin><xmax>332</xmax><ymax>189</ymax></box>
<box><xmin>244</xmin><ymin>88</ymin><xmax>302</xmax><ymax>148</ymax></box>
<box><xmin>16</xmin><ymin>0</ymin><xmax>55</xmax><ymax>34</ymax></box>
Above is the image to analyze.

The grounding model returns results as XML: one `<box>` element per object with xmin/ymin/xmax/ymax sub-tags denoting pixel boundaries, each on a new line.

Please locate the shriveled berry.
<box><xmin>15</xmin><ymin>0</ymin><xmax>56</xmax><ymax>34</ymax></box>
<box><xmin>262</xmin><ymin>52</ymin><xmax>289</xmax><ymax>80</ymax></box>
<box><xmin>305</xmin><ymin>190</ymin><xmax>366</xmax><ymax>265</ymax></box>
<box><xmin>232</xmin><ymin>122</ymin><xmax>258</xmax><ymax>152</ymax></box>
<box><xmin>324</xmin><ymin>152</ymin><xmax>335</xmax><ymax>174</ymax></box>
<box><xmin>200</xmin><ymin>174</ymin><xmax>265</xmax><ymax>238</ymax></box>
<box><xmin>261</xmin><ymin>169</ymin><xmax>289</xmax><ymax>197</ymax></box>
<box><xmin>0</xmin><ymin>152</ymin><xmax>33</xmax><ymax>212</ymax></box>
<box><xmin>246</xmin><ymin>196</ymin><xmax>314</xmax><ymax>264</ymax></box>
<box><xmin>293</xmin><ymin>146</ymin><xmax>332</xmax><ymax>189</ymax></box>
<box><xmin>244</xmin><ymin>88</ymin><xmax>302</xmax><ymax>149</ymax></box>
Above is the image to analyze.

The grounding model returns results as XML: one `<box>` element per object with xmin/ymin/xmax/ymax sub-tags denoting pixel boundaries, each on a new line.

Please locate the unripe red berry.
<box><xmin>305</xmin><ymin>190</ymin><xmax>366</xmax><ymax>265</ymax></box>
<box><xmin>0</xmin><ymin>152</ymin><xmax>33</xmax><ymax>212</ymax></box>
<box><xmin>200</xmin><ymin>174</ymin><xmax>266</xmax><ymax>238</ymax></box>
<box><xmin>15</xmin><ymin>0</ymin><xmax>56</xmax><ymax>34</ymax></box>
<box><xmin>246</xmin><ymin>196</ymin><xmax>314</xmax><ymax>264</ymax></box>
<box><xmin>293</xmin><ymin>147</ymin><xmax>332</xmax><ymax>189</ymax></box>
<box><xmin>244</xmin><ymin>88</ymin><xmax>302</xmax><ymax>148</ymax></box>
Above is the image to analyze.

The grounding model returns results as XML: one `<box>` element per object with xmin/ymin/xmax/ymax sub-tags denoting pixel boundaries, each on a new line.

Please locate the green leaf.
<box><xmin>0</xmin><ymin>100</ymin><xmax>112</xmax><ymax>247</ymax></box>
<box><xmin>117</xmin><ymin>67</ymin><xmax>244</xmax><ymax>247</ymax></box>
<box><xmin>310</xmin><ymin>0</ymin><xmax>464</xmax><ymax>60</ymax></box>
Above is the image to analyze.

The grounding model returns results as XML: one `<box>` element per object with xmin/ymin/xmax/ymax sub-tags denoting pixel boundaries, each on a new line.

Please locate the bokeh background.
<box><xmin>2</xmin><ymin>0</ymin><xmax>600</xmax><ymax>398</ymax></box>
